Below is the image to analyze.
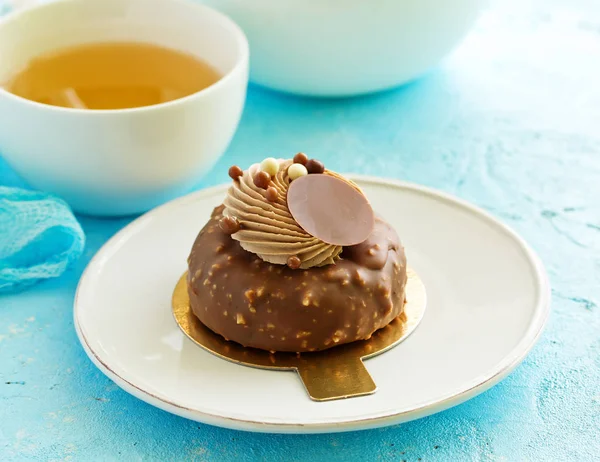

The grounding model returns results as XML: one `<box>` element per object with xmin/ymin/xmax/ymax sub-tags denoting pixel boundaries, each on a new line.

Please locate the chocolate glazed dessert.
<box><xmin>187</xmin><ymin>155</ymin><xmax>408</xmax><ymax>353</ymax></box>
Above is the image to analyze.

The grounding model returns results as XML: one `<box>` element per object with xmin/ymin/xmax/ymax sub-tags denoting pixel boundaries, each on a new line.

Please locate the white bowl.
<box><xmin>199</xmin><ymin>0</ymin><xmax>483</xmax><ymax>97</ymax></box>
<box><xmin>0</xmin><ymin>0</ymin><xmax>249</xmax><ymax>216</ymax></box>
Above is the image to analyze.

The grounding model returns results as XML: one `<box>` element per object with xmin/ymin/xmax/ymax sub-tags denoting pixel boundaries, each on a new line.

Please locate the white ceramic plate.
<box><xmin>74</xmin><ymin>177</ymin><xmax>550</xmax><ymax>433</ymax></box>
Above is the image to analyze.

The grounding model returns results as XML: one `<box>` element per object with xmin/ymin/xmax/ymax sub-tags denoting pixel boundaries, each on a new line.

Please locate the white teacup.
<box><xmin>0</xmin><ymin>0</ymin><xmax>249</xmax><ymax>216</ymax></box>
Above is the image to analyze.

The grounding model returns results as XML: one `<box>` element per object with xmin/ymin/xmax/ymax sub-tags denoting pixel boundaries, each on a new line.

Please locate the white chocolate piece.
<box><xmin>260</xmin><ymin>157</ymin><xmax>279</xmax><ymax>177</ymax></box>
<box><xmin>288</xmin><ymin>163</ymin><xmax>308</xmax><ymax>180</ymax></box>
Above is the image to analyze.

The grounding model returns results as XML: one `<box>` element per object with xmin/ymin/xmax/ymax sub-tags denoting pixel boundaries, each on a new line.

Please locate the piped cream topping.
<box><xmin>223</xmin><ymin>160</ymin><xmax>342</xmax><ymax>269</ymax></box>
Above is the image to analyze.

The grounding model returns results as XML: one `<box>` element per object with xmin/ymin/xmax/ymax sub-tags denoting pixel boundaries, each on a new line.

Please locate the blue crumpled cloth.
<box><xmin>0</xmin><ymin>187</ymin><xmax>85</xmax><ymax>292</ymax></box>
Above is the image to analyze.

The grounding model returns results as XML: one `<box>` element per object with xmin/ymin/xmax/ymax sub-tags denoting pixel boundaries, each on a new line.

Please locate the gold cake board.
<box><xmin>172</xmin><ymin>268</ymin><xmax>426</xmax><ymax>402</ymax></box>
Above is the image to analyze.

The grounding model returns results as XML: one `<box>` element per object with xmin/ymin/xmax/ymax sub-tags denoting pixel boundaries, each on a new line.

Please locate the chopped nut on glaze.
<box><xmin>244</xmin><ymin>289</ymin><xmax>256</xmax><ymax>303</ymax></box>
<box><xmin>228</xmin><ymin>165</ymin><xmax>243</xmax><ymax>181</ymax></box>
<box><xmin>293</xmin><ymin>152</ymin><xmax>308</xmax><ymax>165</ymax></box>
<box><xmin>352</xmin><ymin>269</ymin><xmax>366</xmax><ymax>286</ymax></box>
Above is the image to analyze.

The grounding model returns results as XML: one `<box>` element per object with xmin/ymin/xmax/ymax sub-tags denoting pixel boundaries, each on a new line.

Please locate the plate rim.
<box><xmin>73</xmin><ymin>175</ymin><xmax>551</xmax><ymax>433</ymax></box>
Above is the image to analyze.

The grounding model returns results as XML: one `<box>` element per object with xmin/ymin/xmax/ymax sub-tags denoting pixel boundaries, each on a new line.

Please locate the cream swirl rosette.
<box><xmin>223</xmin><ymin>159</ymin><xmax>343</xmax><ymax>269</ymax></box>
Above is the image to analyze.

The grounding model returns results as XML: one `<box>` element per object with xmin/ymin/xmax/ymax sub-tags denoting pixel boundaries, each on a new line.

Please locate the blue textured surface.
<box><xmin>1</xmin><ymin>0</ymin><xmax>600</xmax><ymax>460</ymax></box>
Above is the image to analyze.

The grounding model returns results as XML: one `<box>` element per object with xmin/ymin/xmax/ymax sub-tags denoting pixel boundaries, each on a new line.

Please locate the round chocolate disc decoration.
<box><xmin>287</xmin><ymin>175</ymin><xmax>374</xmax><ymax>246</ymax></box>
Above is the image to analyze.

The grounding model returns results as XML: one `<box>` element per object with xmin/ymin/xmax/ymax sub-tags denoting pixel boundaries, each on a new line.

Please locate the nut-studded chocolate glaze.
<box><xmin>187</xmin><ymin>205</ymin><xmax>407</xmax><ymax>353</ymax></box>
